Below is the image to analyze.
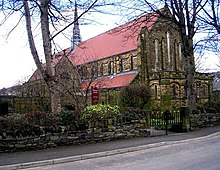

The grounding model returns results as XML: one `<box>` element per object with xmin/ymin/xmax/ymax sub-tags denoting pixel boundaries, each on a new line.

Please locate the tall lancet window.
<box><xmin>167</xmin><ymin>32</ymin><xmax>171</xmax><ymax>70</ymax></box>
<box><xmin>155</xmin><ymin>39</ymin><xmax>159</xmax><ymax>70</ymax></box>
<box><xmin>154</xmin><ymin>85</ymin><xmax>158</xmax><ymax>99</ymax></box>
<box><xmin>174</xmin><ymin>40</ymin><xmax>177</xmax><ymax>71</ymax></box>
<box><xmin>179</xmin><ymin>43</ymin><xmax>182</xmax><ymax>70</ymax></box>
<box><xmin>161</xmin><ymin>38</ymin><xmax>165</xmax><ymax>70</ymax></box>
<box><xmin>172</xmin><ymin>84</ymin><xmax>178</xmax><ymax>99</ymax></box>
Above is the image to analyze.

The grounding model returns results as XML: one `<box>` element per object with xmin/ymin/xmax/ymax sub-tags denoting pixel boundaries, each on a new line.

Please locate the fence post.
<box><xmin>164</xmin><ymin>110</ymin><xmax>169</xmax><ymax>135</ymax></box>
<box><xmin>180</xmin><ymin>107</ymin><xmax>190</xmax><ymax>132</ymax></box>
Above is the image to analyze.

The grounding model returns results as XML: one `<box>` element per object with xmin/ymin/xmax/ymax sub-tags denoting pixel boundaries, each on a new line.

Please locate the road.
<box><xmin>27</xmin><ymin>133</ymin><xmax>220</xmax><ymax>170</ymax></box>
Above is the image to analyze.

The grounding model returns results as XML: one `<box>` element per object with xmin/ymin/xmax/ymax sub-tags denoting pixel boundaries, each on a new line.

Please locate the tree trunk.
<box><xmin>40</xmin><ymin>0</ymin><xmax>61</xmax><ymax>113</ymax></box>
<box><xmin>46</xmin><ymin>79</ymin><xmax>61</xmax><ymax>113</ymax></box>
<box><xmin>186</xmin><ymin>56</ymin><xmax>196</xmax><ymax>112</ymax></box>
<box><xmin>177</xmin><ymin>1</ymin><xmax>197</xmax><ymax>114</ymax></box>
<box><xmin>185</xmin><ymin>38</ymin><xmax>196</xmax><ymax>113</ymax></box>
<box><xmin>25</xmin><ymin>0</ymin><xmax>62</xmax><ymax>114</ymax></box>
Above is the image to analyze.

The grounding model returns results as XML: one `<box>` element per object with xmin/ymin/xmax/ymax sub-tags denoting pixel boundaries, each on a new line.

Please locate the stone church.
<box><xmin>24</xmin><ymin>6</ymin><xmax>212</xmax><ymax>112</ymax></box>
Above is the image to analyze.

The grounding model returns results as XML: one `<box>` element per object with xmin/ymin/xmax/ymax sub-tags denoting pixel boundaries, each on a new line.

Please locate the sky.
<box><xmin>0</xmin><ymin>7</ymin><xmax>219</xmax><ymax>89</ymax></box>
<box><xmin>0</xmin><ymin>10</ymin><xmax>119</xmax><ymax>89</ymax></box>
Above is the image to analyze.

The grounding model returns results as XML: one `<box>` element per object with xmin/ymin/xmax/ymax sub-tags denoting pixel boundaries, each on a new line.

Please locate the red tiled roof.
<box><xmin>81</xmin><ymin>71</ymin><xmax>138</xmax><ymax>90</ymax></box>
<box><xmin>69</xmin><ymin>11</ymin><xmax>159</xmax><ymax>65</ymax></box>
<box><xmin>29</xmin><ymin>10</ymin><xmax>160</xmax><ymax>82</ymax></box>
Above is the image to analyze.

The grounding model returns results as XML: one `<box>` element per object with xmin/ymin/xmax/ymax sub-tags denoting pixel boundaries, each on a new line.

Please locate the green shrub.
<box><xmin>81</xmin><ymin>104</ymin><xmax>120</xmax><ymax>121</ymax></box>
<box><xmin>120</xmin><ymin>83</ymin><xmax>151</xmax><ymax>109</ymax></box>
<box><xmin>0</xmin><ymin>113</ymin><xmax>28</xmax><ymax>138</ymax></box>
<box><xmin>161</xmin><ymin>94</ymin><xmax>172</xmax><ymax>111</ymax></box>
<box><xmin>26</xmin><ymin>112</ymin><xmax>60</xmax><ymax>126</ymax></box>
<box><xmin>59</xmin><ymin>110</ymin><xmax>78</xmax><ymax>125</ymax></box>
<box><xmin>5</xmin><ymin>113</ymin><xmax>27</xmax><ymax>128</ymax></box>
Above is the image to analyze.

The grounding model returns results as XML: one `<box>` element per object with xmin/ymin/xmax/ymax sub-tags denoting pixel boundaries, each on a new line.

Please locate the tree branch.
<box><xmin>50</xmin><ymin>0</ymin><xmax>98</xmax><ymax>41</ymax></box>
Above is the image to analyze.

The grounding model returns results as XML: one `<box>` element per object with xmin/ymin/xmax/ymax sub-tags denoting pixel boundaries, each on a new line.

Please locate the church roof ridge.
<box><xmin>28</xmin><ymin>9</ymin><xmax>163</xmax><ymax>82</ymax></box>
<box><xmin>68</xmin><ymin>9</ymin><xmax>161</xmax><ymax>66</ymax></box>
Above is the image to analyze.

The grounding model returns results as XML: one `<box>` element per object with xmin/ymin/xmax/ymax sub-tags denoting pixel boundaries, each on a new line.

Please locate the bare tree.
<box><xmin>198</xmin><ymin>0</ymin><xmax>220</xmax><ymax>34</ymax></box>
<box><xmin>0</xmin><ymin>0</ymin><xmax>116</xmax><ymax>113</ymax></box>
<box><xmin>24</xmin><ymin>0</ymin><xmax>100</xmax><ymax>113</ymax></box>
<box><xmin>113</xmin><ymin>0</ymin><xmax>220</xmax><ymax>113</ymax></box>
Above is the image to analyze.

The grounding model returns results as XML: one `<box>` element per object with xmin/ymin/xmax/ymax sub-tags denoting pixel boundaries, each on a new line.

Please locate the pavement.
<box><xmin>0</xmin><ymin>125</ymin><xmax>220</xmax><ymax>170</ymax></box>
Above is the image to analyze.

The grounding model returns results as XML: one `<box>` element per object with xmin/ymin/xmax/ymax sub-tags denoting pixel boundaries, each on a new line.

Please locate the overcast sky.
<box><xmin>0</xmin><ymin>8</ymin><xmax>219</xmax><ymax>89</ymax></box>
<box><xmin>0</xmin><ymin>10</ymin><xmax>119</xmax><ymax>89</ymax></box>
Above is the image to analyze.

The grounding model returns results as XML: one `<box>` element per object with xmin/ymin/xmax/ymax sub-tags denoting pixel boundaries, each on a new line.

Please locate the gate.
<box><xmin>148</xmin><ymin>110</ymin><xmax>183</xmax><ymax>136</ymax></box>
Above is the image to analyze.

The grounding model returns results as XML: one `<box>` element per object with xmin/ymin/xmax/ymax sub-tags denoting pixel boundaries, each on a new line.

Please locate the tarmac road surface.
<box><xmin>26</xmin><ymin>132</ymin><xmax>220</xmax><ymax>170</ymax></box>
<box><xmin>1</xmin><ymin>125</ymin><xmax>220</xmax><ymax>170</ymax></box>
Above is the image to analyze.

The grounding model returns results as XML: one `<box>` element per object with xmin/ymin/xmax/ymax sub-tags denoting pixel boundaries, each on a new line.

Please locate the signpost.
<box><xmin>91</xmin><ymin>86</ymin><xmax>99</xmax><ymax>105</ymax></box>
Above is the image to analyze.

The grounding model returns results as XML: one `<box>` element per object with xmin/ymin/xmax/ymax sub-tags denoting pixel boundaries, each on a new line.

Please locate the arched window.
<box><xmin>103</xmin><ymin>62</ymin><xmax>109</xmax><ymax>75</ymax></box>
<box><xmin>98</xmin><ymin>63</ymin><xmax>103</xmax><ymax>76</ymax></box>
<box><xmin>184</xmin><ymin>85</ymin><xmax>187</xmax><ymax>98</ymax></box>
<box><xmin>152</xmin><ymin>84</ymin><xmax>159</xmax><ymax>99</ymax></box>
<box><xmin>200</xmin><ymin>84</ymin><xmax>208</xmax><ymax>97</ymax></box>
<box><xmin>155</xmin><ymin>39</ymin><xmax>159</xmax><ymax>70</ymax></box>
<box><xmin>119</xmin><ymin>57</ymin><xmax>123</xmax><ymax>72</ymax></box>
<box><xmin>161</xmin><ymin>38</ymin><xmax>165</xmax><ymax>70</ymax></box>
<box><xmin>167</xmin><ymin>32</ymin><xmax>171</xmax><ymax>70</ymax></box>
<box><xmin>59</xmin><ymin>72</ymin><xmax>71</xmax><ymax>87</ymax></box>
<box><xmin>131</xmin><ymin>55</ymin><xmax>134</xmax><ymax>70</ymax></box>
<box><xmin>60</xmin><ymin>72</ymin><xmax>70</xmax><ymax>81</ymax></box>
<box><xmin>93</xmin><ymin>62</ymin><xmax>98</xmax><ymax>77</ymax></box>
<box><xmin>155</xmin><ymin>85</ymin><xmax>158</xmax><ymax>98</ymax></box>
<box><xmin>131</xmin><ymin>55</ymin><xmax>138</xmax><ymax>70</ymax></box>
<box><xmin>108</xmin><ymin>60</ymin><xmax>114</xmax><ymax>75</ymax></box>
<box><xmin>195</xmin><ymin>83</ymin><xmax>198</xmax><ymax>98</ymax></box>
<box><xmin>179</xmin><ymin>43</ymin><xmax>182</xmax><ymax>70</ymax></box>
<box><xmin>78</xmin><ymin>66</ymin><xmax>83</xmax><ymax>77</ymax></box>
<box><xmin>123</xmin><ymin>56</ymin><xmax>130</xmax><ymax>71</ymax></box>
<box><xmin>172</xmin><ymin>84</ymin><xmax>179</xmax><ymax>99</ymax></box>
<box><xmin>174</xmin><ymin>40</ymin><xmax>178</xmax><ymax>71</ymax></box>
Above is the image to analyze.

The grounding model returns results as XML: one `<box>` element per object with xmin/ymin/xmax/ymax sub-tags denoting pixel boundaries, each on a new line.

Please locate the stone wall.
<box><xmin>0</xmin><ymin>120</ymin><xmax>148</xmax><ymax>153</ymax></box>
<box><xmin>190</xmin><ymin>112</ymin><xmax>220</xmax><ymax>129</ymax></box>
<box><xmin>1</xmin><ymin>110</ymin><xmax>220</xmax><ymax>153</ymax></box>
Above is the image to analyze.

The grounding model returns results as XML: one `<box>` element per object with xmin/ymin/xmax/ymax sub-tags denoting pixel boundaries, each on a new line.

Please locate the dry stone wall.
<box><xmin>190</xmin><ymin>111</ymin><xmax>220</xmax><ymax>129</ymax></box>
<box><xmin>0</xmin><ymin>120</ymin><xmax>148</xmax><ymax>153</ymax></box>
